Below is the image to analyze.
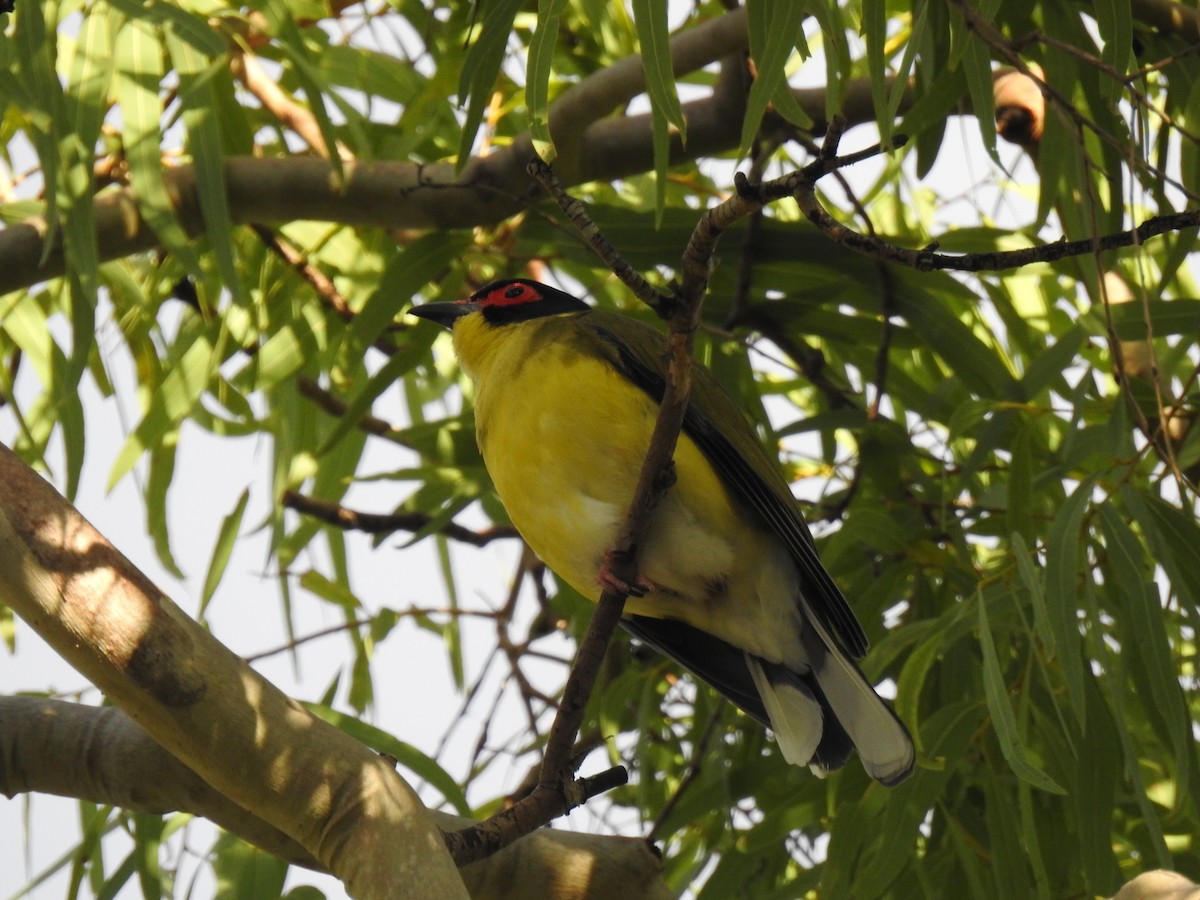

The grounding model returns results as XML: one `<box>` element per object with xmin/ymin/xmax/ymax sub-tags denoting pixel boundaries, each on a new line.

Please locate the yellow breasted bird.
<box><xmin>410</xmin><ymin>279</ymin><xmax>914</xmax><ymax>785</ymax></box>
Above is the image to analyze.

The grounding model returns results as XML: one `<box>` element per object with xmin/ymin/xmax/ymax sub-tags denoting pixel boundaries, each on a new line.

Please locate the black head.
<box><xmin>408</xmin><ymin>279</ymin><xmax>589</xmax><ymax>329</ymax></box>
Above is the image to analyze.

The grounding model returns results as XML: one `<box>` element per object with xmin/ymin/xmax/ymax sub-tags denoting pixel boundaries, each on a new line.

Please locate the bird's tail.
<box><xmin>746</xmin><ymin>621</ymin><xmax>914</xmax><ymax>785</ymax></box>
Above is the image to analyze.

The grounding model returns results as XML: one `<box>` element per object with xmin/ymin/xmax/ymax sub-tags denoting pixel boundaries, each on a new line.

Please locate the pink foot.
<box><xmin>596</xmin><ymin>555</ymin><xmax>653</xmax><ymax>598</ymax></box>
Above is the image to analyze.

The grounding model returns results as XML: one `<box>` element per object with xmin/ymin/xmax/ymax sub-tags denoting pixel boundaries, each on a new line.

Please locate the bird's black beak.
<box><xmin>408</xmin><ymin>300</ymin><xmax>480</xmax><ymax>330</ymax></box>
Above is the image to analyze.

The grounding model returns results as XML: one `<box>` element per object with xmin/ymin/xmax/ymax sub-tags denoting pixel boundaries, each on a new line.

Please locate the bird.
<box><xmin>409</xmin><ymin>278</ymin><xmax>914</xmax><ymax>785</ymax></box>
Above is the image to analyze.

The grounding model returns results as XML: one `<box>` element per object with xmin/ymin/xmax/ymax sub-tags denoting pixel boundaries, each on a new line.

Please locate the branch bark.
<box><xmin>0</xmin><ymin>695</ymin><xmax>672</xmax><ymax>900</ymax></box>
<box><xmin>0</xmin><ymin>7</ymin><xmax>895</xmax><ymax>296</ymax></box>
<box><xmin>0</xmin><ymin>442</ymin><xmax>467</xmax><ymax>900</ymax></box>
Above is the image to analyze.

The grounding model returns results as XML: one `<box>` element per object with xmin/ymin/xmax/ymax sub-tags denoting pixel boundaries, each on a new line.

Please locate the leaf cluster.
<box><xmin>3</xmin><ymin>0</ymin><xmax>1200</xmax><ymax>897</ymax></box>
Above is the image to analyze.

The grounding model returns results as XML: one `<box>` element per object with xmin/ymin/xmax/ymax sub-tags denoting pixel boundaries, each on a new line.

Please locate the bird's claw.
<box><xmin>596</xmin><ymin>556</ymin><xmax>653</xmax><ymax>598</ymax></box>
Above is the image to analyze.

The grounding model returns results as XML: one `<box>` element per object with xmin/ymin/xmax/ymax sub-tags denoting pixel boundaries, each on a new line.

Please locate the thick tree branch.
<box><xmin>0</xmin><ymin>443</ymin><xmax>467</xmax><ymax>900</ymax></box>
<box><xmin>0</xmin><ymin>7</ymin><xmax>899</xmax><ymax>296</ymax></box>
<box><xmin>0</xmin><ymin>695</ymin><xmax>673</xmax><ymax>900</ymax></box>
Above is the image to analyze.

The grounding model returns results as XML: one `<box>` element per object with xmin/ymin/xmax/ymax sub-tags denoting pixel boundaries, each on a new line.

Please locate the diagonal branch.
<box><xmin>0</xmin><ymin>442</ymin><xmax>467</xmax><ymax>899</ymax></box>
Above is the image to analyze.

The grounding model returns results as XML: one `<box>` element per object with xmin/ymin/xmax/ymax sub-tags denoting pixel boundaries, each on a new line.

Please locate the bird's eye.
<box><xmin>504</xmin><ymin>286</ymin><xmax>524</xmax><ymax>299</ymax></box>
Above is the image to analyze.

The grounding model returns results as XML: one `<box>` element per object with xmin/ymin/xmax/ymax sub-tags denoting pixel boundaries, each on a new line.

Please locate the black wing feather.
<box><xmin>589</xmin><ymin>320</ymin><xmax>869</xmax><ymax>659</ymax></box>
<box><xmin>622</xmin><ymin>615</ymin><xmax>854</xmax><ymax>772</ymax></box>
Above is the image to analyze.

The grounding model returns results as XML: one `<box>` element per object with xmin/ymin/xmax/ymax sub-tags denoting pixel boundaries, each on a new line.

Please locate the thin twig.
<box><xmin>449</xmin><ymin>155</ymin><xmax>734</xmax><ymax>865</ymax></box>
<box><xmin>231</xmin><ymin>48</ymin><xmax>351</xmax><ymax>161</ymax></box>
<box><xmin>793</xmin><ymin>184</ymin><xmax>1200</xmax><ymax>272</ymax></box>
<box><xmin>527</xmin><ymin>153</ymin><xmax>669</xmax><ymax>311</ymax></box>
<box><xmin>282</xmin><ymin>491</ymin><xmax>520</xmax><ymax>546</ymax></box>
<box><xmin>295</xmin><ymin>376</ymin><xmax>413</xmax><ymax>447</ymax></box>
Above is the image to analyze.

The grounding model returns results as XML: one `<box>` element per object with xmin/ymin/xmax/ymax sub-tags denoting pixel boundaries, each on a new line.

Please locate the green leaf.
<box><xmin>115</xmin><ymin>15</ymin><xmax>204</xmax><ymax>275</ymax></box>
<box><xmin>131</xmin><ymin>813</ymin><xmax>164</xmax><ymax>900</ymax></box>
<box><xmin>742</xmin><ymin>0</ymin><xmax>807</xmax><ymax>155</ymax></box>
<box><xmin>163</xmin><ymin>11</ymin><xmax>247</xmax><ymax>308</ymax></box>
<box><xmin>1100</xmin><ymin>297</ymin><xmax>1200</xmax><ymax>340</ymax></box>
<box><xmin>527</xmin><ymin>0</ymin><xmax>569</xmax><ymax>155</ymax></box>
<box><xmin>1073</xmin><ymin>675</ymin><xmax>1123</xmax><ymax>890</ymax></box>
<box><xmin>1043</xmin><ymin>478</ymin><xmax>1092</xmax><ymax>726</ymax></box>
<box><xmin>1099</xmin><ymin>505</ymin><xmax>1191</xmax><ymax>805</ymax></box>
<box><xmin>1007</xmin><ymin>426</ymin><xmax>1033</xmax><ymax>543</ymax></box>
<box><xmin>1012</xmin><ymin>532</ymin><xmax>1054</xmax><ymax>656</ymax></box>
<box><xmin>199</xmin><ymin>488</ymin><xmax>250</xmax><ymax>618</ymax></box>
<box><xmin>348</xmin><ymin>233</ymin><xmax>474</xmax><ymax>353</ymax></box>
<box><xmin>318</xmin><ymin>337</ymin><xmax>438</xmax><ymax>456</ymax></box>
<box><xmin>862</xmin><ymin>0</ymin><xmax>890</xmax><ymax>148</ymax></box>
<box><xmin>1020</xmin><ymin>324</ymin><xmax>1086</xmax><ymax>396</ymax></box>
<box><xmin>212</xmin><ymin>832</ymin><xmax>287</xmax><ymax>900</ymax></box>
<box><xmin>978</xmin><ymin>595</ymin><xmax>1067</xmax><ymax>794</ymax></box>
<box><xmin>456</xmin><ymin>0</ymin><xmax>526</xmax><ymax>165</ymax></box>
<box><xmin>806</xmin><ymin>0</ymin><xmax>848</xmax><ymax>120</ymax></box>
<box><xmin>632</xmin><ymin>0</ymin><xmax>685</xmax><ymax>216</ymax></box>
<box><xmin>1122</xmin><ymin>488</ymin><xmax>1200</xmax><ymax>620</ymax></box>
<box><xmin>630</xmin><ymin>0</ymin><xmax>686</xmax><ymax>141</ymax></box>
<box><xmin>109</xmin><ymin>327</ymin><xmax>221</xmax><ymax>489</ymax></box>
<box><xmin>959</xmin><ymin>28</ymin><xmax>996</xmax><ymax>159</ymax></box>
<box><xmin>258</xmin><ymin>0</ymin><xmax>345</xmax><ymax>179</ymax></box>
<box><xmin>891</xmin><ymin>285</ymin><xmax>1020</xmax><ymax>400</ymax></box>
<box><xmin>1092</xmin><ymin>0</ymin><xmax>1133</xmax><ymax>99</ymax></box>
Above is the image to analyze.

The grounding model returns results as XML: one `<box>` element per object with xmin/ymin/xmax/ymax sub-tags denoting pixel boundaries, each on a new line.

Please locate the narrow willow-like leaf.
<box><xmin>983</xmin><ymin>769</ymin><xmax>1029</xmax><ymax>896</ymax></box>
<box><xmin>1100</xmin><ymin>297</ymin><xmax>1200</xmax><ymax>339</ymax></box>
<box><xmin>210</xmin><ymin>832</ymin><xmax>287</xmax><ymax>900</ymax></box>
<box><xmin>1074</xmin><ymin>675</ymin><xmax>1122</xmax><ymax>890</ymax></box>
<box><xmin>108</xmin><ymin>328</ymin><xmax>220</xmax><ymax>489</ymax></box>
<box><xmin>631</xmin><ymin>0</ymin><xmax>686</xmax><ymax>139</ymax></box>
<box><xmin>527</xmin><ymin>0</ymin><xmax>569</xmax><ymax>155</ymax></box>
<box><xmin>1021</xmin><ymin>324</ymin><xmax>1086</xmax><ymax>396</ymax></box>
<box><xmin>163</xmin><ymin>14</ymin><xmax>246</xmax><ymax>308</ymax></box>
<box><xmin>1043</xmin><ymin>478</ymin><xmax>1092</xmax><ymax>726</ymax></box>
<box><xmin>1107</xmin><ymin>641</ymin><xmax>1172</xmax><ymax>866</ymax></box>
<box><xmin>863</xmin><ymin>0</ymin><xmax>891</xmax><ymax>148</ymax></box>
<box><xmin>12</xmin><ymin>0</ymin><xmax>62</xmax><ymax>263</ymax></box>
<box><xmin>115</xmin><ymin>16</ymin><xmax>203</xmax><ymax>274</ymax></box>
<box><xmin>260</xmin><ymin>0</ymin><xmax>345</xmax><ymax>178</ymax></box>
<box><xmin>1013</xmin><ymin>532</ymin><xmax>1054</xmax><ymax>656</ymax></box>
<box><xmin>146</xmin><ymin>441</ymin><xmax>186</xmax><ymax>578</ymax></box>
<box><xmin>1099</xmin><ymin>505</ymin><xmax>1191</xmax><ymax>805</ymax></box>
<box><xmin>435</xmin><ymin>534</ymin><xmax>465</xmax><ymax>690</ymax></box>
<box><xmin>1122</xmin><ymin>488</ymin><xmax>1200</xmax><ymax>620</ymax></box>
<box><xmin>455</xmin><ymin>0</ymin><xmax>525</xmax><ymax>165</ymax></box>
<box><xmin>891</xmin><ymin>286</ymin><xmax>1019</xmax><ymax>400</ymax></box>
<box><xmin>1092</xmin><ymin>0</ymin><xmax>1133</xmax><ymax>99</ymax></box>
<box><xmin>349</xmin><ymin>234</ymin><xmax>473</xmax><ymax>352</ymax></box>
<box><xmin>632</xmin><ymin>0</ymin><xmax>685</xmax><ymax>217</ymax></box>
<box><xmin>978</xmin><ymin>596</ymin><xmax>1067</xmax><ymax>794</ymax></box>
<box><xmin>234</xmin><ymin>322</ymin><xmax>307</xmax><ymax>393</ymax></box>
<box><xmin>741</xmin><ymin>0</ymin><xmax>806</xmax><ymax>156</ymax></box>
<box><xmin>64</xmin><ymin>0</ymin><xmax>121</xmax><ymax>310</ymax></box>
<box><xmin>1007</xmin><ymin>426</ymin><xmax>1034</xmax><ymax>544</ymax></box>
<box><xmin>131</xmin><ymin>813</ymin><xmax>164</xmax><ymax>899</ymax></box>
<box><xmin>317</xmin><ymin>334</ymin><xmax>439</xmax><ymax>456</ymax></box>
<box><xmin>960</xmin><ymin>29</ymin><xmax>996</xmax><ymax>159</ymax></box>
<box><xmin>199</xmin><ymin>488</ymin><xmax>250</xmax><ymax>617</ymax></box>
<box><xmin>806</xmin><ymin>0</ymin><xmax>848</xmax><ymax>119</ymax></box>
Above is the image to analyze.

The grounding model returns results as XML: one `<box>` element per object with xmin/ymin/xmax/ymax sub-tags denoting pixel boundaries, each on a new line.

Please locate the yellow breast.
<box><xmin>453</xmin><ymin>312</ymin><xmax>748</xmax><ymax>617</ymax></box>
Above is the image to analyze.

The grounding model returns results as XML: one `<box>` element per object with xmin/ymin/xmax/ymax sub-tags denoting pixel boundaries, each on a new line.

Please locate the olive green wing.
<box><xmin>583</xmin><ymin>311</ymin><xmax>870</xmax><ymax>659</ymax></box>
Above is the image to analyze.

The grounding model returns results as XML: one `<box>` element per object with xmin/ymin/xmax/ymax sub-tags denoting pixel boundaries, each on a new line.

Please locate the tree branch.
<box><xmin>282</xmin><ymin>490</ymin><xmax>521</xmax><ymax>546</ymax></box>
<box><xmin>0</xmin><ymin>695</ymin><xmax>673</xmax><ymax>900</ymax></box>
<box><xmin>0</xmin><ymin>7</ymin><xmax>899</xmax><ymax>296</ymax></box>
<box><xmin>0</xmin><ymin>443</ymin><xmax>467</xmax><ymax>900</ymax></box>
